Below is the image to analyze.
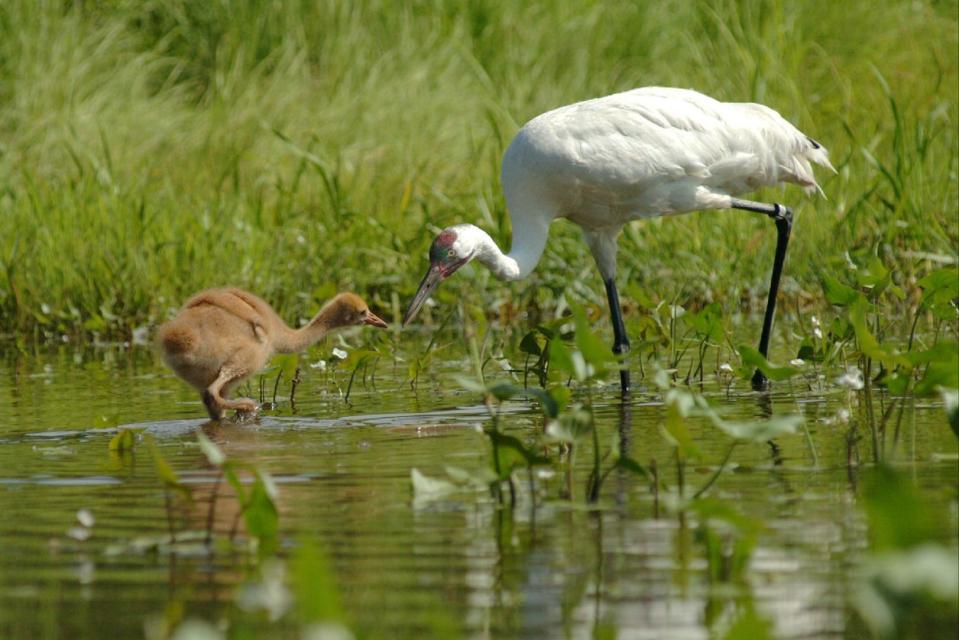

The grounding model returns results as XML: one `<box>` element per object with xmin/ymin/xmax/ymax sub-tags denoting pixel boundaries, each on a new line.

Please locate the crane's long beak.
<box><xmin>363</xmin><ymin>309</ymin><xmax>389</xmax><ymax>329</ymax></box>
<box><xmin>403</xmin><ymin>264</ymin><xmax>444</xmax><ymax>325</ymax></box>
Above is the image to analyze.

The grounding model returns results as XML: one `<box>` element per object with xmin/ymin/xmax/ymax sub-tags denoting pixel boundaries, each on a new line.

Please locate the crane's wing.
<box><xmin>505</xmin><ymin>87</ymin><xmax>832</xmax><ymax>221</ymax></box>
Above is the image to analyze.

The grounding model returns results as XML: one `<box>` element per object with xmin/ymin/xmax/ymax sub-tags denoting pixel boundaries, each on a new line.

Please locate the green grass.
<box><xmin>0</xmin><ymin>0</ymin><xmax>955</xmax><ymax>345</ymax></box>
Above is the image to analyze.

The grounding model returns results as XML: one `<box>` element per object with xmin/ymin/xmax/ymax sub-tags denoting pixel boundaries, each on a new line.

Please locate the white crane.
<box><xmin>403</xmin><ymin>87</ymin><xmax>834</xmax><ymax>392</ymax></box>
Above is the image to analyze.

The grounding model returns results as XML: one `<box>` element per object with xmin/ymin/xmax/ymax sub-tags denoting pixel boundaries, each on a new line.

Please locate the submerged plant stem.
<box><xmin>691</xmin><ymin>442</ymin><xmax>738</xmax><ymax>500</ymax></box>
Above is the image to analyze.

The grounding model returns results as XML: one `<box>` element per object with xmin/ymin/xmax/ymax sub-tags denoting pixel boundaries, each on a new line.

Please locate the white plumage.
<box><xmin>404</xmin><ymin>86</ymin><xmax>833</xmax><ymax>392</ymax></box>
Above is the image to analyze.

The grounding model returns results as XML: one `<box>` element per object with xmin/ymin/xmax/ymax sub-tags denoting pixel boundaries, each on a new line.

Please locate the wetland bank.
<box><xmin>0</xmin><ymin>1</ymin><xmax>956</xmax><ymax>639</ymax></box>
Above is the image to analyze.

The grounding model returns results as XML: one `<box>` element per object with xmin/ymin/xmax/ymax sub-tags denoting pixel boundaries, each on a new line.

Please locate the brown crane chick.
<box><xmin>157</xmin><ymin>289</ymin><xmax>387</xmax><ymax>420</ymax></box>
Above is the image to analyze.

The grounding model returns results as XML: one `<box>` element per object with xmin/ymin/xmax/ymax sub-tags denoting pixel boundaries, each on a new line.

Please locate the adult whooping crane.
<box><xmin>403</xmin><ymin>87</ymin><xmax>833</xmax><ymax>392</ymax></box>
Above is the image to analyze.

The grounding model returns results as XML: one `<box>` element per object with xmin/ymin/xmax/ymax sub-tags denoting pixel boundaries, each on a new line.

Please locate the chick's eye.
<box><xmin>447</xmin><ymin>249</ymin><xmax>455</xmax><ymax>258</ymax></box>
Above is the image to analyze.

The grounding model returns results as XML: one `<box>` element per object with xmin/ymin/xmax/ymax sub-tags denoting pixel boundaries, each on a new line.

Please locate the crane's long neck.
<box><xmin>468</xmin><ymin>216</ymin><xmax>549</xmax><ymax>282</ymax></box>
<box><xmin>272</xmin><ymin>304</ymin><xmax>342</xmax><ymax>353</ymax></box>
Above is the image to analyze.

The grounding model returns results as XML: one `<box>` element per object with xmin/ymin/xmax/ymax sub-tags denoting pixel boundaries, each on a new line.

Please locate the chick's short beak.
<box><xmin>363</xmin><ymin>309</ymin><xmax>389</xmax><ymax>329</ymax></box>
<box><xmin>403</xmin><ymin>263</ymin><xmax>443</xmax><ymax>325</ymax></box>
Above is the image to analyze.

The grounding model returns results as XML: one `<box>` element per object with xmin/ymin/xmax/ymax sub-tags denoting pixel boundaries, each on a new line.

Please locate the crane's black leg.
<box><xmin>603</xmin><ymin>278</ymin><xmax>631</xmax><ymax>394</ymax></box>
<box><xmin>730</xmin><ymin>199</ymin><xmax>793</xmax><ymax>391</ymax></box>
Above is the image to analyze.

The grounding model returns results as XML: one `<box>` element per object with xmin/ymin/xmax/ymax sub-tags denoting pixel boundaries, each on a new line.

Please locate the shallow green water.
<box><xmin>0</xmin><ymin>343</ymin><xmax>955</xmax><ymax>639</ymax></box>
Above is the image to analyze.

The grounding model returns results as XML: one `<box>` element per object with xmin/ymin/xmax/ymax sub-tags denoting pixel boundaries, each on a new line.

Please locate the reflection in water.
<box><xmin>0</xmin><ymin>347</ymin><xmax>954</xmax><ymax>638</ymax></box>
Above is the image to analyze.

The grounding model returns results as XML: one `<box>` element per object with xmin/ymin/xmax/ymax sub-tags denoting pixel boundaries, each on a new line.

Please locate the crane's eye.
<box><xmin>447</xmin><ymin>249</ymin><xmax>455</xmax><ymax>258</ymax></box>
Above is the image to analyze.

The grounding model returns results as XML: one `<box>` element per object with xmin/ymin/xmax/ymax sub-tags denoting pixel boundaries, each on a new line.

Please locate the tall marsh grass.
<box><xmin>0</xmin><ymin>0</ymin><xmax>955</xmax><ymax>343</ymax></box>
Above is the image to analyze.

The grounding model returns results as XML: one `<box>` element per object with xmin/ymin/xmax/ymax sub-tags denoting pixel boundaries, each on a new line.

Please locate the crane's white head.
<box><xmin>403</xmin><ymin>224</ymin><xmax>482</xmax><ymax>325</ymax></box>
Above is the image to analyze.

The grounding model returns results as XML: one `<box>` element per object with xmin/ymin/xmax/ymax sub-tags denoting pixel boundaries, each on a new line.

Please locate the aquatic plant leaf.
<box><xmin>108</xmin><ymin>428</ymin><xmax>136</xmax><ymax>453</ymax></box>
<box><xmin>863</xmin><ymin>465</ymin><xmax>938</xmax><ymax>551</ymax></box>
<box><xmin>454</xmin><ymin>376</ymin><xmax>522</xmax><ymax>402</ymax></box>
<box><xmin>686</xmin><ymin>302</ymin><xmax>724</xmax><ymax>343</ymax></box>
<box><xmin>822</xmin><ymin>273</ymin><xmax>862</xmax><ymax>306</ymax></box>
<box><xmin>856</xmin><ymin>254</ymin><xmax>892</xmax><ymax>296</ymax></box>
<box><xmin>719</xmin><ymin>606</ymin><xmax>774</xmax><ymax>640</ymax></box>
<box><xmin>291</xmin><ymin>538</ymin><xmax>345</xmax><ymax>625</ymax></box>
<box><xmin>223</xmin><ymin>467</ymin><xmax>247</xmax><ymax>503</ymax></box>
<box><xmin>524</xmin><ymin>387</ymin><xmax>559</xmax><ymax>419</ymax></box>
<box><xmin>146</xmin><ymin>438</ymin><xmax>191</xmax><ymax>499</ymax></box>
<box><xmin>941</xmin><ymin>388</ymin><xmax>959</xmax><ymax>438</ymax></box>
<box><xmin>709</xmin><ymin>413</ymin><xmax>802</xmax><ymax>442</ymax></box>
<box><xmin>488</xmin><ymin>430</ymin><xmax>549</xmax><ymax>475</ymax></box>
<box><xmin>170</xmin><ymin>619</ymin><xmax>224</xmax><ymax>640</ymax></box>
<box><xmin>737</xmin><ymin>345</ymin><xmax>801</xmax><ymax>381</ymax></box>
<box><xmin>521</xmin><ymin>385</ymin><xmax>571</xmax><ymax>420</ymax></box>
<box><xmin>912</xmin><ymin>342</ymin><xmax>959</xmax><ymax>396</ymax></box>
<box><xmin>661</xmin><ymin>394</ymin><xmax>700</xmax><ymax>460</ymax></box>
<box><xmin>849</xmin><ymin>299</ymin><xmax>910</xmax><ymax>368</ymax></box>
<box><xmin>519</xmin><ymin>331</ymin><xmax>542</xmax><ymax>356</ymax></box>
<box><xmin>853</xmin><ymin>545</ymin><xmax>959</xmax><ymax>639</ymax></box>
<box><xmin>919</xmin><ymin>267</ymin><xmax>959</xmax><ymax>320</ymax></box>
<box><xmin>548</xmin><ymin>338</ymin><xmax>574</xmax><ymax>378</ymax></box>
<box><xmin>572</xmin><ymin>305</ymin><xmax>614</xmax><ymax>369</ymax></box>
<box><xmin>486</xmin><ymin>381</ymin><xmax>523</xmax><ymax>402</ymax></box>
<box><xmin>688</xmin><ymin>498</ymin><xmax>762</xmax><ymax>534</ymax></box>
<box><xmin>454</xmin><ymin>376</ymin><xmax>488</xmax><ymax>393</ymax></box>
<box><xmin>196</xmin><ymin>431</ymin><xmax>226</xmax><ymax>467</ymax></box>
<box><xmin>243</xmin><ymin>471</ymin><xmax>279</xmax><ymax>547</ymax></box>
<box><xmin>615</xmin><ymin>455</ymin><xmax>650</xmax><ymax>479</ymax></box>
<box><xmin>444</xmin><ymin>465</ymin><xmax>497</xmax><ymax>488</ymax></box>
<box><xmin>545</xmin><ymin>407</ymin><xmax>593</xmax><ymax>443</ymax></box>
<box><xmin>410</xmin><ymin>468</ymin><xmax>460</xmax><ymax>500</ymax></box>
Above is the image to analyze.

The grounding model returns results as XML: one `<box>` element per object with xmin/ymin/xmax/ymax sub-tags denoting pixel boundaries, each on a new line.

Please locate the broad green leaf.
<box><xmin>919</xmin><ymin>267</ymin><xmax>959</xmax><ymax>320</ymax></box>
<box><xmin>737</xmin><ymin>345</ymin><xmax>801</xmax><ymax>381</ymax></box>
<box><xmin>661</xmin><ymin>393</ymin><xmax>700</xmax><ymax>460</ymax></box>
<box><xmin>486</xmin><ymin>381</ymin><xmax>523</xmax><ymax>402</ymax></box>
<box><xmin>147</xmin><ymin>438</ymin><xmax>191</xmax><ymax>500</ymax></box>
<box><xmin>519</xmin><ymin>331</ymin><xmax>542</xmax><ymax>356</ymax></box>
<box><xmin>410</xmin><ymin>468</ymin><xmax>460</xmax><ymax>500</ymax></box>
<box><xmin>849</xmin><ymin>299</ymin><xmax>910</xmax><ymax>368</ymax></box>
<box><xmin>941</xmin><ymin>388</ymin><xmax>958</xmax><ymax>438</ymax></box>
<box><xmin>863</xmin><ymin>465</ymin><xmax>938</xmax><ymax>551</ymax></box>
<box><xmin>545</xmin><ymin>407</ymin><xmax>593</xmax><ymax>443</ymax></box>
<box><xmin>710</xmin><ymin>413</ymin><xmax>802</xmax><ymax>442</ymax></box>
<box><xmin>243</xmin><ymin>471</ymin><xmax>279</xmax><ymax>546</ymax></box>
<box><xmin>904</xmin><ymin>340</ymin><xmax>959</xmax><ymax>366</ymax></box>
<box><xmin>686</xmin><ymin>303</ymin><xmax>724</xmax><ymax>343</ymax></box>
<box><xmin>548</xmin><ymin>338</ymin><xmax>574</xmax><ymax>378</ymax></box>
<box><xmin>170</xmin><ymin>619</ymin><xmax>223</xmax><ymax>640</ymax></box>
<box><xmin>616</xmin><ymin>455</ymin><xmax>651</xmax><ymax>479</ymax></box>
<box><xmin>720</xmin><ymin>606</ymin><xmax>774</xmax><ymax>640</ymax></box>
<box><xmin>856</xmin><ymin>254</ymin><xmax>891</xmax><ymax>295</ymax></box>
<box><xmin>454</xmin><ymin>376</ymin><xmax>522</xmax><ymax>402</ymax></box>
<box><xmin>525</xmin><ymin>387</ymin><xmax>559</xmax><ymax>419</ymax></box>
<box><xmin>548</xmin><ymin>385</ymin><xmax>571</xmax><ymax>414</ymax></box>
<box><xmin>291</xmin><ymin>538</ymin><xmax>345</xmax><ymax>624</ymax></box>
<box><xmin>572</xmin><ymin>305</ymin><xmax>615</xmax><ymax>369</ymax></box>
<box><xmin>487</xmin><ymin>430</ymin><xmax>550</xmax><ymax>475</ymax></box>
<box><xmin>454</xmin><ymin>375</ymin><xmax>488</xmax><ymax>393</ymax></box>
<box><xmin>196</xmin><ymin>431</ymin><xmax>226</xmax><ymax>466</ymax></box>
<box><xmin>444</xmin><ymin>465</ymin><xmax>497</xmax><ymax>488</ymax></box>
<box><xmin>223</xmin><ymin>467</ymin><xmax>247</xmax><ymax>503</ymax></box>
<box><xmin>854</xmin><ymin>544</ymin><xmax>959</xmax><ymax>638</ymax></box>
<box><xmin>108</xmin><ymin>428</ymin><xmax>136</xmax><ymax>453</ymax></box>
<box><xmin>821</xmin><ymin>273</ymin><xmax>861</xmax><ymax>306</ymax></box>
<box><xmin>915</xmin><ymin>357</ymin><xmax>959</xmax><ymax>396</ymax></box>
<box><xmin>688</xmin><ymin>498</ymin><xmax>763</xmax><ymax>534</ymax></box>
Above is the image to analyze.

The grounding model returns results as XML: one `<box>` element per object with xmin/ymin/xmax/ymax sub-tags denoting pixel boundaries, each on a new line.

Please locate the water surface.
<box><xmin>0</xmin><ymin>344</ymin><xmax>955</xmax><ymax>639</ymax></box>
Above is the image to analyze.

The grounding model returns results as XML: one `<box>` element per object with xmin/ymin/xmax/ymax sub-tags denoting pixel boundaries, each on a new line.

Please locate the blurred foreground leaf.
<box><xmin>737</xmin><ymin>345</ymin><xmax>802</xmax><ymax>381</ymax></box>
